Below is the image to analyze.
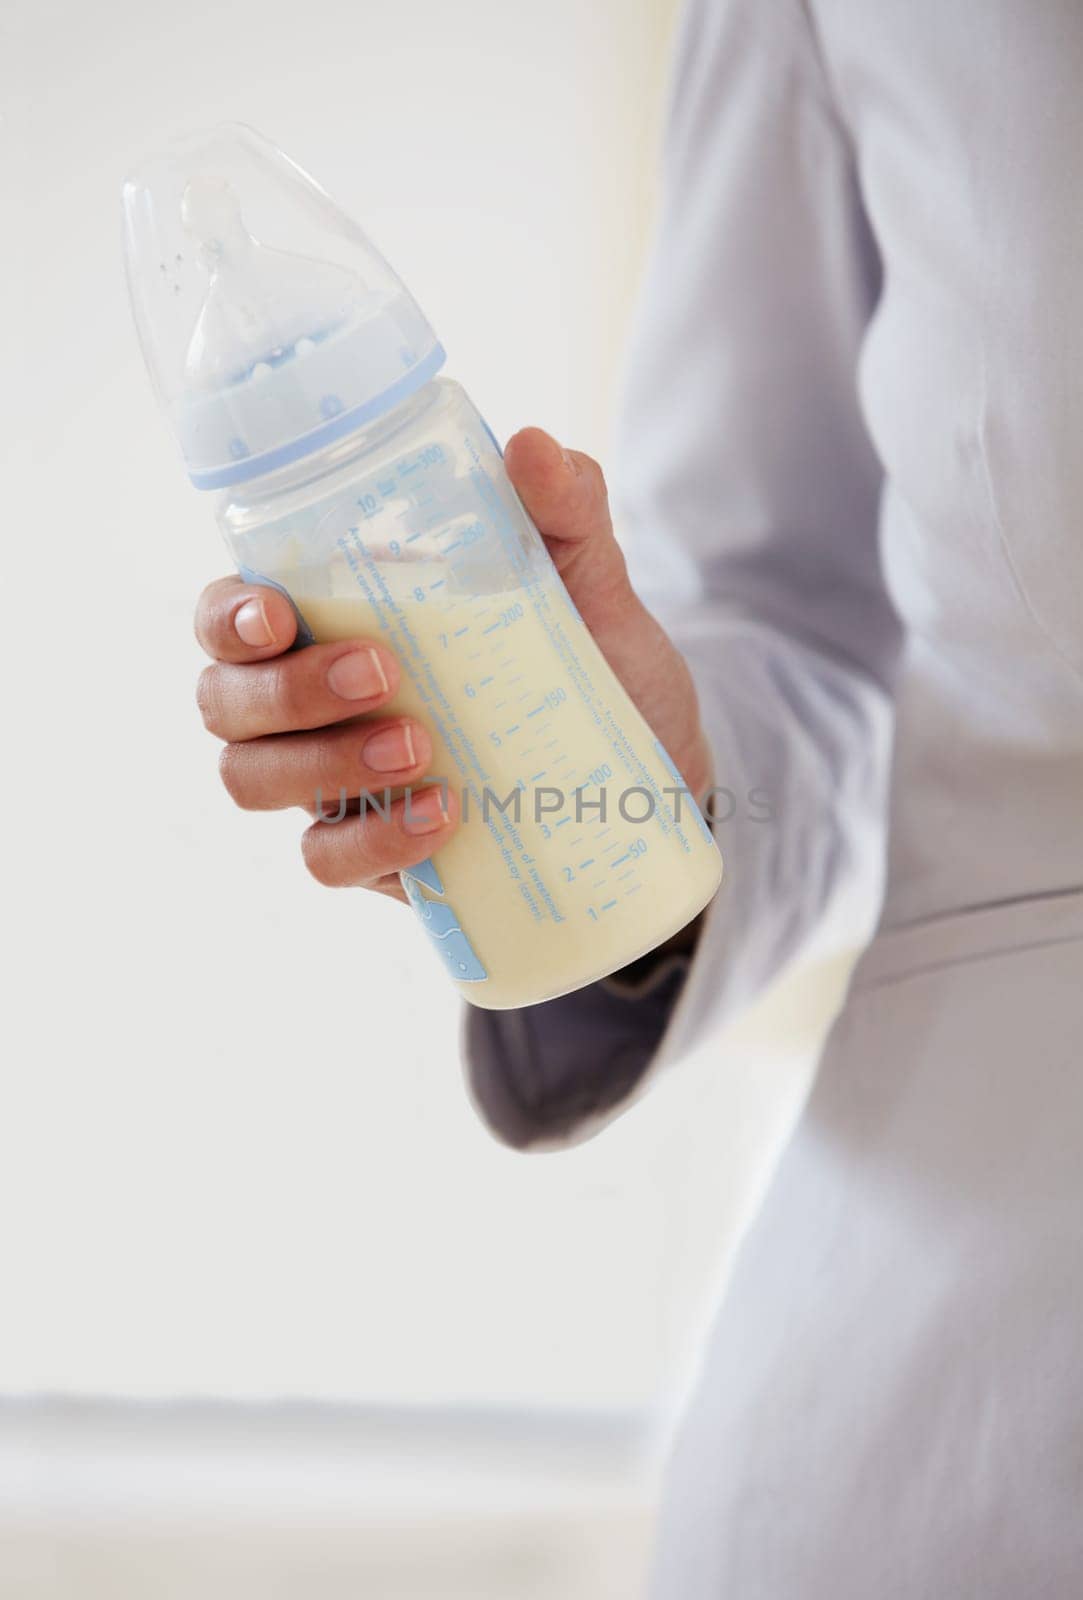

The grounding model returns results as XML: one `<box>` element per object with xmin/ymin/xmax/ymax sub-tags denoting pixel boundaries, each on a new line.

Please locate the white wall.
<box><xmin>2</xmin><ymin>0</ymin><xmax>857</xmax><ymax>1426</ymax></box>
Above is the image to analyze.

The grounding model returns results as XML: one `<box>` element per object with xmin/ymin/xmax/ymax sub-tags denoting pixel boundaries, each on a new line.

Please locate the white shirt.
<box><xmin>465</xmin><ymin>1</ymin><xmax>1083</xmax><ymax>1589</ymax></box>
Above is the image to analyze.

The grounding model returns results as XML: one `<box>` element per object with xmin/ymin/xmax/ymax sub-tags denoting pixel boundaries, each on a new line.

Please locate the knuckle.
<box><xmin>309</xmin><ymin>728</ymin><xmax>344</xmax><ymax>798</ymax></box>
<box><xmin>217</xmin><ymin>742</ymin><xmax>250</xmax><ymax>807</ymax></box>
<box><xmin>263</xmin><ymin>656</ymin><xmax>306</xmax><ymax>728</ymax></box>
<box><xmin>192</xmin><ymin>592</ymin><xmax>215</xmax><ymax>652</ymax></box>
<box><xmin>193</xmin><ymin>581</ymin><xmax>234</xmax><ymax>656</ymax></box>
<box><xmin>196</xmin><ymin>666</ymin><xmax>224</xmax><ymax>734</ymax></box>
<box><xmin>579</xmin><ymin>451</ymin><xmax>608</xmax><ymax>500</ymax></box>
<box><xmin>301</xmin><ymin>820</ymin><xmax>350</xmax><ymax>887</ymax></box>
<box><xmin>301</xmin><ymin>805</ymin><xmax>398</xmax><ymax>888</ymax></box>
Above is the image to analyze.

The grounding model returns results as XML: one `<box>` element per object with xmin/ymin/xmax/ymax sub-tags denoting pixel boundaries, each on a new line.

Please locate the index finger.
<box><xmin>194</xmin><ymin>575</ymin><xmax>300</xmax><ymax>664</ymax></box>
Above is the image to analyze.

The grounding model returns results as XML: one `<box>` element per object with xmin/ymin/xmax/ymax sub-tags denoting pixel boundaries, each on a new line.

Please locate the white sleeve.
<box><xmin>462</xmin><ymin>0</ymin><xmax>901</xmax><ymax>1149</ymax></box>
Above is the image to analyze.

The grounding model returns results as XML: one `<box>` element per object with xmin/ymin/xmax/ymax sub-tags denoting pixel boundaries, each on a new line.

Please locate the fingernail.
<box><xmin>327</xmin><ymin>647</ymin><xmax>389</xmax><ymax>700</ymax></box>
<box><xmin>363</xmin><ymin>723</ymin><xmax>416</xmax><ymax>773</ymax></box>
<box><xmin>234</xmin><ymin>597</ymin><xmax>275</xmax><ymax>647</ymax></box>
<box><xmin>560</xmin><ymin>445</ymin><xmax>579</xmax><ymax>474</ymax></box>
<box><xmin>402</xmin><ymin>786</ymin><xmax>448</xmax><ymax>835</ymax></box>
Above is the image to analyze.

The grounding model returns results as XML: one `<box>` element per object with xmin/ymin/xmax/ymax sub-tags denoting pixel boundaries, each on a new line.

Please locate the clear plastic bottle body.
<box><xmin>219</xmin><ymin>376</ymin><xmax>722</xmax><ymax>1008</ymax></box>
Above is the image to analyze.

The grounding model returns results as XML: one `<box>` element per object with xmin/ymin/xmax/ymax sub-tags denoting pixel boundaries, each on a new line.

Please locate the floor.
<box><xmin>0</xmin><ymin>1398</ymin><xmax>656</xmax><ymax>1599</ymax></box>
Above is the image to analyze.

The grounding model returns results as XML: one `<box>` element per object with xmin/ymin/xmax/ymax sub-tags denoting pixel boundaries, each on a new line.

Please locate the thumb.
<box><xmin>506</xmin><ymin>428</ymin><xmax>710</xmax><ymax>795</ymax></box>
<box><xmin>504</xmin><ymin>427</ymin><xmax>612</xmax><ymax>550</ymax></box>
<box><xmin>504</xmin><ymin>429</ymin><xmax>633</xmax><ymax>621</ymax></box>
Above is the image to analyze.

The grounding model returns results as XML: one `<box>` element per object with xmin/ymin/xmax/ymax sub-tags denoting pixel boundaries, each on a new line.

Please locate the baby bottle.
<box><xmin>123</xmin><ymin>124</ymin><xmax>722</xmax><ymax>1008</ymax></box>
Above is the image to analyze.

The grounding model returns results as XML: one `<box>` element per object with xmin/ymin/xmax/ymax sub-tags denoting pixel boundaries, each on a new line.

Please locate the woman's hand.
<box><xmin>193</xmin><ymin>428</ymin><xmax>712</xmax><ymax>905</ymax></box>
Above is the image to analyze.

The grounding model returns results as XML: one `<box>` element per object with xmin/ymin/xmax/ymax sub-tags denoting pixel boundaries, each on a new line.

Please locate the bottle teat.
<box><xmin>124</xmin><ymin>125</ymin><xmax>445</xmax><ymax>489</ymax></box>
<box><xmin>178</xmin><ymin>174</ymin><xmax>366</xmax><ymax>391</ymax></box>
<box><xmin>182</xmin><ymin>176</ymin><xmax>248</xmax><ymax>264</ymax></box>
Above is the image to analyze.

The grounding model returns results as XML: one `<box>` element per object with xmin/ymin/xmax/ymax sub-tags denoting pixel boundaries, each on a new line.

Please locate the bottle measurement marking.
<box><xmin>335</xmin><ymin>476</ymin><xmax>680</xmax><ymax>947</ymax></box>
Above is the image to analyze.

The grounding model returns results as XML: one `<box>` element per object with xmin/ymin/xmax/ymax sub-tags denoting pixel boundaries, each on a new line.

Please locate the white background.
<box><xmin>1</xmin><ymin>0</ymin><xmax>852</xmax><ymax>1426</ymax></box>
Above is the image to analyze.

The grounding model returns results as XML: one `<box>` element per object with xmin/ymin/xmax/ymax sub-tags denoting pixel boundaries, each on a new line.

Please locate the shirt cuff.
<box><xmin>459</xmin><ymin>953</ymin><xmax>693</xmax><ymax>1151</ymax></box>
